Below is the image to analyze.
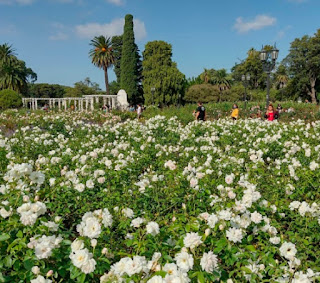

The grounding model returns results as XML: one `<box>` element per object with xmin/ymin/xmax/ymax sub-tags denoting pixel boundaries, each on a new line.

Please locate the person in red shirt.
<box><xmin>265</xmin><ymin>104</ymin><xmax>278</xmax><ymax>121</ymax></box>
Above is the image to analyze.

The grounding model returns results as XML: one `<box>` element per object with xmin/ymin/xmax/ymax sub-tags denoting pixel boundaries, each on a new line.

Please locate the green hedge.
<box><xmin>0</xmin><ymin>89</ymin><xmax>22</xmax><ymax>109</ymax></box>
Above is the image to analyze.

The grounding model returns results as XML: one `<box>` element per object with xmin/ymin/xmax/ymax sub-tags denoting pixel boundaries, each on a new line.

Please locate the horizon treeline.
<box><xmin>1</xmin><ymin>16</ymin><xmax>320</xmax><ymax>105</ymax></box>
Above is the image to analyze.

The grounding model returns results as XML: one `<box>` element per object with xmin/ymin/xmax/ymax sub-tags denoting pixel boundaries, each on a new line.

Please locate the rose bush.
<box><xmin>0</xmin><ymin>112</ymin><xmax>319</xmax><ymax>282</ymax></box>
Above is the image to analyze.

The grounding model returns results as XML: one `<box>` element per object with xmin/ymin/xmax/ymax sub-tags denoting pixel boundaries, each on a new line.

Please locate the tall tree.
<box><xmin>89</xmin><ymin>36</ymin><xmax>115</xmax><ymax>95</ymax></box>
<box><xmin>200</xmin><ymin>68</ymin><xmax>215</xmax><ymax>84</ymax></box>
<box><xmin>120</xmin><ymin>14</ymin><xmax>140</xmax><ymax>103</ymax></box>
<box><xmin>111</xmin><ymin>35</ymin><xmax>123</xmax><ymax>83</ymax></box>
<box><xmin>231</xmin><ymin>48</ymin><xmax>265</xmax><ymax>89</ymax></box>
<box><xmin>211</xmin><ymin>69</ymin><xmax>232</xmax><ymax>102</ymax></box>
<box><xmin>142</xmin><ymin>40</ymin><xmax>185</xmax><ymax>106</ymax></box>
<box><xmin>285</xmin><ymin>29</ymin><xmax>320</xmax><ymax>103</ymax></box>
<box><xmin>274</xmin><ymin>64</ymin><xmax>289</xmax><ymax>89</ymax></box>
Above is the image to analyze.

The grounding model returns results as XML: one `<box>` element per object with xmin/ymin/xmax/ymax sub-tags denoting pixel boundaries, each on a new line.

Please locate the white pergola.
<box><xmin>22</xmin><ymin>95</ymin><xmax>118</xmax><ymax>111</ymax></box>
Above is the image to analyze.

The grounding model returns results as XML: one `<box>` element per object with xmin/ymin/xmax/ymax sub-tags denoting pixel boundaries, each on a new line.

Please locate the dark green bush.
<box><xmin>185</xmin><ymin>84</ymin><xmax>219</xmax><ymax>103</ymax></box>
<box><xmin>0</xmin><ymin>89</ymin><xmax>22</xmax><ymax>109</ymax></box>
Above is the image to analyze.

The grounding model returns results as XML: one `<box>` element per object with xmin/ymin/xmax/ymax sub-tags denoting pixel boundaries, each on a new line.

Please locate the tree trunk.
<box><xmin>104</xmin><ymin>65</ymin><xmax>109</xmax><ymax>96</ymax></box>
<box><xmin>309</xmin><ymin>75</ymin><xmax>317</xmax><ymax>104</ymax></box>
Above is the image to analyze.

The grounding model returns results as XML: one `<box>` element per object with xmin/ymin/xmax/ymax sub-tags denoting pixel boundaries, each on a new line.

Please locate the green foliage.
<box><xmin>185</xmin><ymin>84</ymin><xmax>219</xmax><ymax>103</ymax></box>
<box><xmin>142</xmin><ymin>41</ymin><xmax>185</xmax><ymax>106</ymax></box>
<box><xmin>65</xmin><ymin>78</ymin><xmax>102</xmax><ymax>97</ymax></box>
<box><xmin>120</xmin><ymin>14</ymin><xmax>141</xmax><ymax>103</ymax></box>
<box><xmin>108</xmin><ymin>81</ymin><xmax>121</xmax><ymax>95</ymax></box>
<box><xmin>199</xmin><ymin>68</ymin><xmax>216</xmax><ymax>83</ymax></box>
<box><xmin>284</xmin><ymin>28</ymin><xmax>320</xmax><ymax>103</ymax></box>
<box><xmin>111</xmin><ymin>35</ymin><xmax>123</xmax><ymax>83</ymax></box>
<box><xmin>231</xmin><ymin>48</ymin><xmax>266</xmax><ymax>89</ymax></box>
<box><xmin>0</xmin><ymin>89</ymin><xmax>22</xmax><ymax>109</ymax></box>
<box><xmin>111</xmin><ymin>109</ymin><xmax>136</xmax><ymax>121</ymax></box>
<box><xmin>0</xmin><ymin>43</ymin><xmax>37</xmax><ymax>94</ymax></box>
<box><xmin>27</xmin><ymin>83</ymin><xmax>66</xmax><ymax>98</ymax></box>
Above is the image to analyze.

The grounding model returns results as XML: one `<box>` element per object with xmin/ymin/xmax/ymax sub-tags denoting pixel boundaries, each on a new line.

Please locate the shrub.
<box><xmin>0</xmin><ymin>89</ymin><xmax>22</xmax><ymax>109</ymax></box>
<box><xmin>185</xmin><ymin>84</ymin><xmax>219</xmax><ymax>103</ymax></box>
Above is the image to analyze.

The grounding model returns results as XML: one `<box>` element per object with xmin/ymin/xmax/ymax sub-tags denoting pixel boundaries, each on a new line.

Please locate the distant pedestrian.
<box><xmin>277</xmin><ymin>104</ymin><xmax>283</xmax><ymax>113</ymax></box>
<box><xmin>265</xmin><ymin>104</ymin><xmax>278</xmax><ymax>121</ymax></box>
<box><xmin>231</xmin><ymin>104</ymin><xmax>239</xmax><ymax>120</ymax></box>
<box><xmin>193</xmin><ymin>101</ymin><xmax>206</xmax><ymax>121</ymax></box>
<box><xmin>42</xmin><ymin>104</ymin><xmax>48</xmax><ymax>111</ymax></box>
<box><xmin>137</xmin><ymin>104</ymin><xmax>142</xmax><ymax>119</ymax></box>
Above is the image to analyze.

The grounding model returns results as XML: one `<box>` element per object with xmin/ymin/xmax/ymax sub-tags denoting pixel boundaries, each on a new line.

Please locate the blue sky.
<box><xmin>0</xmin><ymin>0</ymin><xmax>319</xmax><ymax>88</ymax></box>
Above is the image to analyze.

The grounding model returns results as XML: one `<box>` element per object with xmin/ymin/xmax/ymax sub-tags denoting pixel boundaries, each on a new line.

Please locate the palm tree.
<box><xmin>0</xmin><ymin>44</ymin><xmax>31</xmax><ymax>92</ymax></box>
<box><xmin>200</xmin><ymin>68</ymin><xmax>210</xmax><ymax>83</ymax></box>
<box><xmin>211</xmin><ymin>69</ymin><xmax>232</xmax><ymax>102</ymax></box>
<box><xmin>0</xmin><ymin>60</ymin><xmax>26</xmax><ymax>92</ymax></box>
<box><xmin>0</xmin><ymin>43</ymin><xmax>15</xmax><ymax>64</ymax></box>
<box><xmin>89</xmin><ymin>36</ymin><xmax>115</xmax><ymax>95</ymax></box>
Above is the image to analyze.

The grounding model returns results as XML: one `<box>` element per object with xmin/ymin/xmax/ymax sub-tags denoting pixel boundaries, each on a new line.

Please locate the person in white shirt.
<box><xmin>137</xmin><ymin>104</ymin><xmax>142</xmax><ymax>119</ymax></box>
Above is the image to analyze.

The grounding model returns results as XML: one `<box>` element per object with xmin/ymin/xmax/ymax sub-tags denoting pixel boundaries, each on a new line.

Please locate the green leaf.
<box><xmin>246</xmin><ymin>245</ymin><xmax>256</xmax><ymax>252</ymax></box>
<box><xmin>23</xmin><ymin>259</ymin><xmax>34</xmax><ymax>270</ymax></box>
<box><xmin>4</xmin><ymin>256</ymin><xmax>13</xmax><ymax>268</ymax></box>
<box><xmin>0</xmin><ymin>234</ymin><xmax>10</xmax><ymax>242</ymax></box>
<box><xmin>0</xmin><ymin>272</ymin><xmax>5</xmax><ymax>283</ymax></box>
<box><xmin>197</xmin><ymin>272</ymin><xmax>206</xmax><ymax>283</ymax></box>
<box><xmin>16</xmin><ymin>231</ymin><xmax>23</xmax><ymax>238</ymax></box>
<box><xmin>241</xmin><ymin>266</ymin><xmax>252</xmax><ymax>274</ymax></box>
<box><xmin>77</xmin><ymin>273</ymin><xmax>86</xmax><ymax>283</ymax></box>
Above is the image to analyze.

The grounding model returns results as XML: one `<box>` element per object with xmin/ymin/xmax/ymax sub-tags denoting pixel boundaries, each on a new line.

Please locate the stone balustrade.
<box><xmin>22</xmin><ymin>91</ymin><xmax>128</xmax><ymax>111</ymax></box>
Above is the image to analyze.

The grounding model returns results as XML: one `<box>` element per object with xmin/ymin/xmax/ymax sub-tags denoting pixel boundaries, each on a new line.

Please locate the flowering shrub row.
<box><xmin>0</xmin><ymin>112</ymin><xmax>319</xmax><ymax>282</ymax></box>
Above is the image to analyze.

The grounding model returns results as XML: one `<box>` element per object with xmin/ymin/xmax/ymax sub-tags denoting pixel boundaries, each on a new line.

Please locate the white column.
<box><xmin>58</xmin><ymin>99</ymin><xmax>61</xmax><ymax>111</ymax></box>
<box><xmin>103</xmin><ymin>97</ymin><xmax>106</xmax><ymax>106</ymax></box>
<box><xmin>85</xmin><ymin>99</ymin><xmax>88</xmax><ymax>111</ymax></box>
<box><xmin>90</xmin><ymin>98</ymin><xmax>94</xmax><ymax>111</ymax></box>
<box><xmin>95</xmin><ymin>96</ymin><xmax>99</xmax><ymax>103</ymax></box>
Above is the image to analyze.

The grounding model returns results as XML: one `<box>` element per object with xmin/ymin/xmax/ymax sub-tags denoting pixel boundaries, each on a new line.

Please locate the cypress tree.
<box><xmin>111</xmin><ymin>35</ymin><xmax>122</xmax><ymax>83</ymax></box>
<box><xmin>142</xmin><ymin>41</ymin><xmax>185</xmax><ymax>106</ymax></box>
<box><xmin>120</xmin><ymin>14</ymin><xmax>139</xmax><ymax>103</ymax></box>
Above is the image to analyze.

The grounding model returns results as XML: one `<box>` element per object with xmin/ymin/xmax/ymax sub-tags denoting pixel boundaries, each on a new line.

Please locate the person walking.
<box><xmin>194</xmin><ymin>101</ymin><xmax>206</xmax><ymax>121</ymax></box>
<box><xmin>137</xmin><ymin>104</ymin><xmax>142</xmax><ymax>119</ymax></box>
<box><xmin>231</xmin><ymin>104</ymin><xmax>239</xmax><ymax>120</ymax></box>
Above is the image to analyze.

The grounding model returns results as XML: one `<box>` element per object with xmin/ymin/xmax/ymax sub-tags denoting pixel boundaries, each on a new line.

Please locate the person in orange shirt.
<box><xmin>231</xmin><ymin>104</ymin><xmax>239</xmax><ymax>120</ymax></box>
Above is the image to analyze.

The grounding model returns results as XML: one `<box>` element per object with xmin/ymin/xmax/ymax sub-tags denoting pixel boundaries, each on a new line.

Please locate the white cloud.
<box><xmin>234</xmin><ymin>15</ymin><xmax>277</xmax><ymax>33</ymax></box>
<box><xmin>75</xmin><ymin>18</ymin><xmax>147</xmax><ymax>40</ymax></box>
<box><xmin>106</xmin><ymin>0</ymin><xmax>123</xmax><ymax>6</ymax></box>
<box><xmin>0</xmin><ymin>0</ymin><xmax>35</xmax><ymax>5</ymax></box>
<box><xmin>49</xmin><ymin>32</ymin><xmax>69</xmax><ymax>40</ymax></box>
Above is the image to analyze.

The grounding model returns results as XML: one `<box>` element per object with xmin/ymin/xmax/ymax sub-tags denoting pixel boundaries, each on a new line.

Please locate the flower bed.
<box><xmin>0</xmin><ymin>113</ymin><xmax>319</xmax><ymax>282</ymax></box>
